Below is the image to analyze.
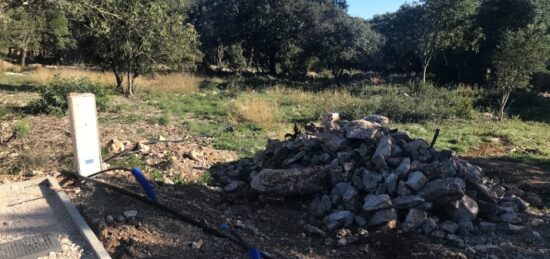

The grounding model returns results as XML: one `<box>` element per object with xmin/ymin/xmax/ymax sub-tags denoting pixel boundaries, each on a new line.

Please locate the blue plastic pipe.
<box><xmin>131</xmin><ymin>167</ymin><xmax>158</xmax><ymax>203</ymax></box>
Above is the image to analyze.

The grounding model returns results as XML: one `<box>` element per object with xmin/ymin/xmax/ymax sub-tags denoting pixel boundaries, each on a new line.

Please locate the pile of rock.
<box><xmin>216</xmin><ymin>114</ymin><xmax>536</xmax><ymax>240</ymax></box>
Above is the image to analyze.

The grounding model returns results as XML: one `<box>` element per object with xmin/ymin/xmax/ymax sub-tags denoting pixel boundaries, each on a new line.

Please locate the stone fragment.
<box><xmin>323</xmin><ymin>211</ymin><xmax>355</xmax><ymax>231</ymax></box>
<box><xmin>364</xmin><ymin>114</ymin><xmax>389</xmax><ymax>127</ymax></box>
<box><xmin>507</xmin><ymin>224</ymin><xmax>526</xmax><ymax>232</ymax></box>
<box><xmin>444</xmin><ymin>195</ymin><xmax>479</xmax><ymax>222</ymax></box>
<box><xmin>372</xmin><ymin>135</ymin><xmax>392</xmax><ymax>170</ymax></box>
<box><xmin>392</xmin><ymin>195</ymin><xmax>426</xmax><ymax>210</ymax></box>
<box><xmin>446</xmin><ymin>234</ymin><xmax>464</xmax><ymax>244</ymax></box>
<box><xmin>368</xmin><ymin>209</ymin><xmax>397</xmax><ymax>226</ymax></box>
<box><xmin>397</xmin><ymin>181</ymin><xmax>412</xmax><ymax>196</ymax></box>
<box><xmin>405</xmin><ymin>171</ymin><xmax>427</xmax><ymax>191</ymax></box>
<box><xmin>223</xmin><ymin>181</ymin><xmax>245</xmax><ymax>192</ymax></box>
<box><xmin>344</xmin><ymin>120</ymin><xmax>379</xmax><ymax>140</ymax></box>
<box><xmin>362</xmin><ymin>169</ymin><xmax>382</xmax><ymax>192</ymax></box>
<box><xmin>403</xmin><ymin>208</ymin><xmax>427</xmax><ymax>232</ymax></box>
<box><xmin>250</xmin><ymin>167</ymin><xmax>328</xmax><ymax>196</ymax></box>
<box><xmin>191</xmin><ymin>240</ymin><xmax>203</xmax><ymax>249</ymax></box>
<box><xmin>404</xmin><ymin>139</ymin><xmax>431</xmax><ymax>162</ymax></box>
<box><xmin>499</xmin><ymin>212</ymin><xmax>522</xmax><ymax>224</ymax></box>
<box><xmin>384</xmin><ymin>173</ymin><xmax>398</xmax><ymax>195</ymax></box>
<box><xmin>440</xmin><ymin>220</ymin><xmax>460</xmax><ymax>234</ymax></box>
<box><xmin>362</xmin><ymin>194</ymin><xmax>392</xmax><ymax>212</ymax></box>
<box><xmin>303</xmin><ymin>224</ymin><xmax>327</xmax><ymax>237</ymax></box>
<box><xmin>422</xmin><ymin>217</ymin><xmax>438</xmax><ymax>234</ymax></box>
<box><xmin>394</xmin><ymin>157</ymin><xmax>411</xmax><ymax>178</ymax></box>
<box><xmin>123</xmin><ymin>210</ymin><xmax>138</xmax><ymax>218</ymax></box>
<box><xmin>418</xmin><ymin>178</ymin><xmax>465</xmax><ymax>205</ymax></box>
<box><xmin>319</xmin><ymin>131</ymin><xmax>348</xmax><ymax>152</ymax></box>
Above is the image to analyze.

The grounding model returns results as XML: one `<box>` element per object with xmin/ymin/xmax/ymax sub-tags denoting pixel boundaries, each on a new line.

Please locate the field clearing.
<box><xmin>1</xmin><ymin>68</ymin><xmax>549</xmax><ymax>170</ymax></box>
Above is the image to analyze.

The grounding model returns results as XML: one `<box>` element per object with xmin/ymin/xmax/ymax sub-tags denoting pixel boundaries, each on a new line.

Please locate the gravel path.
<box><xmin>0</xmin><ymin>178</ymin><xmax>96</xmax><ymax>259</ymax></box>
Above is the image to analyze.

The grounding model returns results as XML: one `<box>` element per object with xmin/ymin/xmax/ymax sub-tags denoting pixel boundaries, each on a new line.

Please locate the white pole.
<box><xmin>68</xmin><ymin>93</ymin><xmax>103</xmax><ymax>176</ymax></box>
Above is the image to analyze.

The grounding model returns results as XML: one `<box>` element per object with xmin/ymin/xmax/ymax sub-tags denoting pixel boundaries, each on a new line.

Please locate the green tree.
<box><xmin>315</xmin><ymin>12</ymin><xmax>383</xmax><ymax>82</ymax></box>
<box><xmin>6</xmin><ymin>6</ymin><xmax>44</xmax><ymax>67</ymax></box>
<box><xmin>82</xmin><ymin>0</ymin><xmax>202</xmax><ymax>96</ymax></box>
<box><xmin>490</xmin><ymin>25</ymin><xmax>550</xmax><ymax>120</ymax></box>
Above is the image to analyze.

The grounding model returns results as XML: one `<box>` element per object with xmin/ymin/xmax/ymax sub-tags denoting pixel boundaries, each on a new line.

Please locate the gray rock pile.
<box><xmin>215</xmin><ymin>114</ymin><xmax>536</xmax><ymax>240</ymax></box>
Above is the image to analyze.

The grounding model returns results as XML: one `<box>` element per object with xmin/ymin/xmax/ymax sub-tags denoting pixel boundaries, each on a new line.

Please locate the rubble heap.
<box><xmin>216</xmin><ymin>114</ymin><xmax>537</xmax><ymax>240</ymax></box>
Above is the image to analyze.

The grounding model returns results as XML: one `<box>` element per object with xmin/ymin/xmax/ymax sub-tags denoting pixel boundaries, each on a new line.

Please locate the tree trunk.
<box><xmin>20</xmin><ymin>47</ymin><xmax>27</xmax><ymax>67</ymax></box>
<box><xmin>127</xmin><ymin>70</ymin><xmax>134</xmax><ymax>97</ymax></box>
<box><xmin>110</xmin><ymin>59</ymin><xmax>125</xmax><ymax>92</ymax></box>
<box><xmin>422</xmin><ymin>56</ymin><xmax>432</xmax><ymax>85</ymax></box>
<box><xmin>498</xmin><ymin>89</ymin><xmax>512</xmax><ymax>121</ymax></box>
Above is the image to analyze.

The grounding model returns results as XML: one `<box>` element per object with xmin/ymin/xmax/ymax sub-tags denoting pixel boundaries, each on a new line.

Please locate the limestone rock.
<box><xmin>251</xmin><ymin>167</ymin><xmax>328</xmax><ymax>196</ymax></box>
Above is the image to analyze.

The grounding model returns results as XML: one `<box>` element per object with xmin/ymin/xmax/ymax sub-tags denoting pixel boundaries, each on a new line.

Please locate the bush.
<box><xmin>30</xmin><ymin>75</ymin><xmax>111</xmax><ymax>114</ymax></box>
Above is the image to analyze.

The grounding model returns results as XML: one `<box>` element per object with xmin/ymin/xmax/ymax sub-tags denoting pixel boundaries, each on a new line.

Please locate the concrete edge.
<box><xmin>46</xmin><ymin>177</ymin><xmax>111</xmax><ymax>259</ymax></box>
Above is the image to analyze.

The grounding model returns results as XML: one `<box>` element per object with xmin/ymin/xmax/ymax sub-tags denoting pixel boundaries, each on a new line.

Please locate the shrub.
<box><xmin>30</xmin><ymin>75</ymin><xmax>111</xmax><ymax>114</ymax></box>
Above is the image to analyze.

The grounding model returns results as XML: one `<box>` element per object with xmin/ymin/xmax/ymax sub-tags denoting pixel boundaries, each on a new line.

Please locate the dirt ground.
<box><xmin>1</xmin><ymin>91</ymin><xmax>550</xmax><ymax>258</ymax></box>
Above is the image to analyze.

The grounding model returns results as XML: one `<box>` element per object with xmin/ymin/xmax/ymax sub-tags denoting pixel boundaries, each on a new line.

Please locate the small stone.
<box><xmin>532</xmin><ymin>231</ymin><xmax>542</xmax><ymax>239</ymax></box>
<box><xmin>137</xmin><ymin>143</ymin><xmax>150</xmax><ymax>153</ymax></box>
<box><xmin>405</xmin><ymin>171</ymin><xmax>427</xmax><ymax>191</ymax></box>
<box><xmin>529</xmin><ymin>218</ymin><xmax>544</xmax><ymax>227</ymax></box>
<box><xmin>385</xmin><ymin>173</ymin><xmax>398</xmax><ymax>195</ymax></box>
<box><xmin>394</xmin><ymin>157</ymin><xmax>411</xmax><ymax>178</ymax></box>
<box><xmin>191</xmin><ymin>239</ymin><xmax>203</xmax><ymax>249</ymax></box>
<box><xmin>123</xmin><ymin>210</ymin><xmax>138</xmax><ymax>218</ymax></box>
<box><xmin>362</xmin><ymin>194</ymin><xmax>392</xmax><ymax>212</ymax></box>
<box><xmin>373</xmin><ymin>135</ymin><xmax>392</xmax><ymax>163</ymax></box>
<box><xmin>303</xmin><ymin>224</ymin><xmax>327</xmax><ymax>237</ymax></box>
<box><xmin>344</xmin><ymin>120</ymin><xmax>379</xmax><ymax>140</ymax></box>
<box><xmin>324</xmin><ymin>238</ymin><xmax>334</xmax><ymax>246</ymax></box>
<box><xmin>105</xmin><ymin>215</ymin><xmax>114</xmax><ymax>223</ymax></box>
<box><xmin>422</xmin><ymin>217</ymin><xmax>438</xmax><ymax>234</ymax></box>
<box><xmin>418</xmin><ymin>178</ymin><xmax>465</xmax><ymax>205</ymax></box>
<box><xmin>403</xmin><ymin>208</ymin><xmax>427</xmax><ymax>232</ymax></box>
<box><xmin>446</xmin><ymin>234</ymin><xmax>464</xmax><ymax>244</ymax></box>
<box><xmin>444</xmin><ymin>195</ymin><xmax>479</xmax><ymax>222</ymax></box>
<box><xmin>223</xmin><ymin>181</ymin><xmax>245</xmax><ymax>193</ymax></box>
<box><xmin>323</xmin><ymin>211</ymin><xmax>355</xmax><ymax>231</ymax></box>
<box><xmin>478</xmin><ymin>222</ymin><xmax>496</xmax><ymax>233</ymax></box>
<box><xmin>507</xmin><ymin>224</ymin><xmax>526</xmax><ymax>232</ymax></box>
<box><xmin>362</xmin><ymin>169</ymin><xmax>382</xmax><ymax>192</ymax></box>
<box><xmin>397</xmin><ymin>181</ymin><xmax>412</xmax><ymax>196</ymax></box>
<box><xmin>364</xmin><ymin>115</ymin><xmax>389</xmax><ymax>127</ymax></box>
<box><xmin>368</xmin><ymin>209</ymin><xmax>397</xmax><ymax>226</ymax></box>
<box><xmin>336</xmin><ymin>238</ymin><xmax>347</xmax><ymax>247</ymax></box>
<box><xmin>440</xmin><ymin>220</ymin><xmax>460</xmax><ymax>234</ymax></box>
<box><xmin>360</xmin><ymin>244</ymin><xmax>370</xmax><ymax>254</ymax></box>
<box><xmin>116</xmin><ymin>215</ymin><xmax>125</xmax><ymax>222</ymax></box>
<box><xmin>392</xmin><ymin>195</ymin><xmax>425</xmax><ymax>210</ymax></box>
<box><xmin>336</xmin><ymin>228</ymin><xmax>352</xmax><ymax>238</ymax></box>
<box><xmin>499</xmin><ymin>212</ymin><xmax>522</xmax><ymax>224</ymax></box>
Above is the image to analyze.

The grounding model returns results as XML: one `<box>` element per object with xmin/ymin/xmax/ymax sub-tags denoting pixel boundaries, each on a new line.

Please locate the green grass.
<box><xmin>397</xmin><ymin>119</ymin><xmax>550</xmax><ymax>170</ymax></box>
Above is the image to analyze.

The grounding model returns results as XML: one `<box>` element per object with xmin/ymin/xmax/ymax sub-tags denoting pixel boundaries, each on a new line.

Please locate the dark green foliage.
<box><xmin>30</xmin><ymin>75</ymin><xmax>110</xmax><ymax>114</ymax></box>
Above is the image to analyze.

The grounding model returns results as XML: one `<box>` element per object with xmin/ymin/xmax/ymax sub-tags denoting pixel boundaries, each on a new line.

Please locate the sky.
<box><xmin>347</xmin><ymin>0</ymin><xmax>409</xmax><ymax>19</ymax></box>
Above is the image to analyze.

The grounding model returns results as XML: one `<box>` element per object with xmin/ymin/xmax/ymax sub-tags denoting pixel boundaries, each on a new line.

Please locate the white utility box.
<box><xmin>68</xmin><ymin>93</ymin><xmax>103</xmax><ymax>176</ymax></box>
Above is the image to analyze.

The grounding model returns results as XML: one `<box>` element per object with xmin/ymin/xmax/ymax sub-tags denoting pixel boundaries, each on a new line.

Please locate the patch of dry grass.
<box><xmin>231</xmin><ymin>94</ymin><xmax>280</xmax><ymax>130</ymax></box>
<box><xmin>138</xmin><ymin>73</ymin><xmax>201</xmax><ymax>93</ymax></box>
<box><xmin>21</xmin><ymin>67</ymin><xmax>202</xmax><ymax>94</ymax></box>
<box><xmin>26</xmin><ymin>67</ymin><xmax>115</xmax><ymax>86</ymax></box>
